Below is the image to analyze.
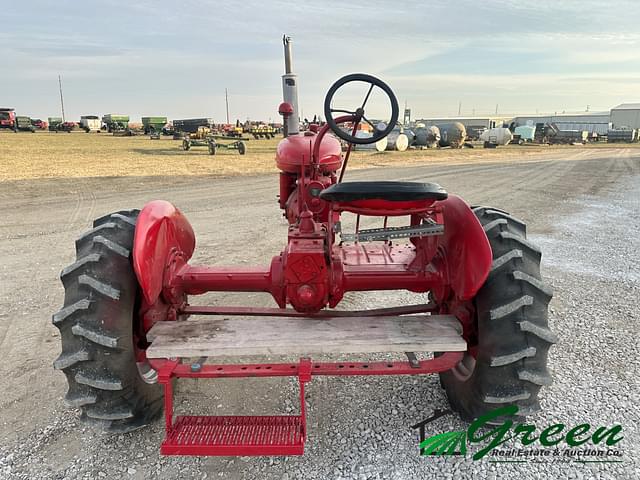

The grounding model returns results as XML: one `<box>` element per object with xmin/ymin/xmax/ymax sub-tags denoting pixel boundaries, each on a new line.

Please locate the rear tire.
<box><xmin>439</xmin><ymin>206</ymin><xmax>556</xmax><ymax>422</ymax></box>
<box><xmin>53</xmin><ymin>210</ymin><xmax>163</xmax><ymax>432</ymax></box>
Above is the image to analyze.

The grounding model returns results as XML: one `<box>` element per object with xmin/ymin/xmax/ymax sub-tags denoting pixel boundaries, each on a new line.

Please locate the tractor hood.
<box><xmin>275</xmin><ymin>132</ymin><xmax>342</xmax><ymax>174</ymax></box>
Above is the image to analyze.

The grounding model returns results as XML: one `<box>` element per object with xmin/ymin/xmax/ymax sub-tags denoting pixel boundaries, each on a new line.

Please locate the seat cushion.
<box><xmin>319</xmin><ymin>181</ymin><xmax>448</xmax><ymax>203</ymax></box>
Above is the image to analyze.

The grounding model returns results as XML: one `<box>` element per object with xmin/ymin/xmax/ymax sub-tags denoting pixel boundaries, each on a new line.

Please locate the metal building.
<box><xmin>509</xmin><ymin>112</ymin><xmax>611</xmax><ymax>135</ymax></box>
<box><xmin>610</xmin><ymin>103</ymin><xmax>640</xmax><ymax>129</ymax></box>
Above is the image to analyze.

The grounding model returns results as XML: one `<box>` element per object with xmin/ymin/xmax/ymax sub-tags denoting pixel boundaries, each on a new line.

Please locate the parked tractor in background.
<box><xmin>48</xmin><ymin>117</ymin><xmax>76</xmax><ymax>133</ymax></box>
<box><xmin>0</xmin><ymin>108</ymin><xmax>17</xmax><ymax>131</ymax></box>
<box><xmin>31</xmin><ymin>119</ymin><xmax>48</xmax><ymax>130</ymax></box>
<box><xmin>53</xmin><ymin>35</ymin><xmax>555</xmax><ymax>458</ymax></box>
<box><xmin>15</xmin><ymin>116</ymin><xmax>35</xmax><ymax>132</ymax></box>
<box><xmin>80</xmin><ymin>115</ymin><xmax>102</xmax><ymax>133</ymax></box>
<box><xmin>219</xmin><ymin>124</ymin><xmax>244</xmax><ymax>137</ymax></box>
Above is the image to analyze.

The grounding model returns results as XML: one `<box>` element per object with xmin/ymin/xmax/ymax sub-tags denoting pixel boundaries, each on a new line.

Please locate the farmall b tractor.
<box><xmin>53</xmin><ymin>37</ymin><xmax>555</xmax><ymax>456</ymax></box>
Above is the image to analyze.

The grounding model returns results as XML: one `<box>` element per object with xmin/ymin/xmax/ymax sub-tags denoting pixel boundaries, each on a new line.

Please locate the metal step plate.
<box><xmin>161</xmin><ymin>415</ymin><xmax>305</xmax><ymax>456</ymax></box>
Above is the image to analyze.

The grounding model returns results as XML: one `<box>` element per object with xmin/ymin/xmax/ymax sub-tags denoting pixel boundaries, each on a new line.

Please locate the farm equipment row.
<box><xmin>172</xmin><ymin>119</ymin><xmax>279</xmax><ymax>140</ymax></box>
<box><xmin>2</xmin><ymin>105</ymin><xmax>280</xmax><ymax>139</ymax></box>
<box><xmin>53</xmin><ymin>35</ymin><xmax>555</xmax><ymax>458</ymax></box>
<box><xmin>182</xmin><ymin>135</ymin><xmax>248</xmax><ymax>155</ymax></box>
<box><xmin>177</xmin><ymin>123</ymin><xmax>249</xmax><ymax>154</ymax></box>
<box><xmin>1</xmin><ymin>108</ymin><xmax>39</xmax><ymax>132</ymax></box>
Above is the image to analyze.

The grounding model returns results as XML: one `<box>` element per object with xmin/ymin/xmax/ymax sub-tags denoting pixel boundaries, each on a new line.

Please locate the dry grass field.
<box><xmin>3</xmin><ymin>130</ymin><xmax>636</xmax><ymax>182</ymax></box>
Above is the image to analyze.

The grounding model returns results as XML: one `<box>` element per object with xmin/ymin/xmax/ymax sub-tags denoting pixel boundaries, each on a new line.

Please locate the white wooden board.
<box><xmin>146</xmin><ymin>315</ymin><xmax>465</xmax><ymax>359</ymax></box>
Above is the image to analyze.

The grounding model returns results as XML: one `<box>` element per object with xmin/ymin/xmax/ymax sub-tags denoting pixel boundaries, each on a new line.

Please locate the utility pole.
<box><xmin>58</xmin><ymin>75</ymin><xmax>66</xmax><ymax>122</ymax></box>
<box><xmin>495</xmin><ymin>104</ymin><xmax>498</xmax><ymax>115</ymax></box>
<box><xmin>225</xmin><ymin>88</ymin><xmax>230</xmax><ymax>124</ymax></box>
<box><xmin>457</xmin><ymin>101</ymin><xmax>461</xmax><ymax>116</ymax></box>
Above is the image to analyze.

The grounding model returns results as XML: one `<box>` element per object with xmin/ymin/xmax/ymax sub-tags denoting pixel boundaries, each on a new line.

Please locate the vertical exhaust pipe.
<box><xmin>283</xmin><ymin>36</ymin><xmax>293</xmax><ymax>74</ymax></box>
<box><xmin>282</xmin><ymin>35</ymin><xmax>299</xmax><ymax>136</ymax></box>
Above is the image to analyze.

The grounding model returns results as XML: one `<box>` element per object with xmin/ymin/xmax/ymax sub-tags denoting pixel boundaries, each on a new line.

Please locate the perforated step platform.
<box><xmin>162</xmin><ymin>415</ymin><xmax>305</xmax><ymax>456</ymax></box>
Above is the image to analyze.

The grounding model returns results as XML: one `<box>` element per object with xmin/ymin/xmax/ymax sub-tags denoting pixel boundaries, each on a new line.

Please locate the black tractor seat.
<box><xmin>319</xmin><ymin>181</ymin><xmax>448</xmax><ymax>203</ymax></box>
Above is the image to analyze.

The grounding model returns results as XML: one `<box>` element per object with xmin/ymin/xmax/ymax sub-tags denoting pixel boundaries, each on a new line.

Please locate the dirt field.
<box><xmin>0</xmin><ymin>133</ymin><xmax>639</xmax><ymax>479</ymax></box>
<box><xmin>3</xmin><ymin>130</ymin><xmax>637</xmax><ymax>181</ymax></box>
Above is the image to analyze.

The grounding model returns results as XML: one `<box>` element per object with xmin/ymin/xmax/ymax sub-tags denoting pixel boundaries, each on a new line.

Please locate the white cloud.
<box><xmin>2</xmin><ymin>0</ymin><xmax>640</xmax><ymax>120</ymax></box>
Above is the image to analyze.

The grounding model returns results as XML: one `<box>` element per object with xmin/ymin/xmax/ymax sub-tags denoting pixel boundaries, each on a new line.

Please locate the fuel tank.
<box><xmin>480</xmin><ymin>127</ymin><xmax>513</xmax><ymax>146</ymax></box>
<box><xmin>414</xmin><ymin>125</ymin><xmax>440</xmax><ymax>148</ymax></box>
<box><xmin>437</xmin><ymin>122</ymin><xmax>466</xmax><ymax>148</ymax></box>
<box><xmin>276</xmin><ymin>131</ymin><xmax>343</xmax><ymax>174</ymax></box>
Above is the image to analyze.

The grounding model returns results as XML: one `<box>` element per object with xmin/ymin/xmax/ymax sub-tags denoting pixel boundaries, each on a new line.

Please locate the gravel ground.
<box><xmin>0</xmin><ymin>147</ymin><xmax>639</xmax><ymax>479</ymax></box>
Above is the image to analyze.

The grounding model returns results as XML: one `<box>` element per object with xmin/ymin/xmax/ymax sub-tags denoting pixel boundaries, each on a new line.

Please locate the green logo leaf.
<box><xmin>420</xmin><ymin>430</ymin><xmax>467</xmax><ymax>456</ymax></box>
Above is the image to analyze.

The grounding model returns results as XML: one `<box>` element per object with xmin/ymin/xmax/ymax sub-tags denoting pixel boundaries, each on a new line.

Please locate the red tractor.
<box><xmin>31</xmin><ymin>118</ymin><xmax>49</xmax><ymax>130</ymax></box>
<box><xmin>0</xmin><ymin>108</ymin><xmax>17</xmax><ymax>131</ymax></box>
<box><xmin>53</xmin><ymin>36</ymin><xmax>555</xmax><ymax>456</ymax></box>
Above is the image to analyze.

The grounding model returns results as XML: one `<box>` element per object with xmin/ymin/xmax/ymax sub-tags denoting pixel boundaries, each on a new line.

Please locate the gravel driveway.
<box><xmin>0</xmin><ymin>147</ymin><xmax>638</xmax><ymax>479</ymax></box>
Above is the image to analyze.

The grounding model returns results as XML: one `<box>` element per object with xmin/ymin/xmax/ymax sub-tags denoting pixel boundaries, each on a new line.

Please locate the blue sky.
<box><xmin>2</xmin><ymin>0</ymin><xmax>640</xmax><ymax>122</ymax></box>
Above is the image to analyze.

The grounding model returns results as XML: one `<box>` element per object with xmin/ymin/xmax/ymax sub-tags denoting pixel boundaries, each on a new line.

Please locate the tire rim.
<box><xmin>137</xmin><ymin>361</ymin><xmax>158</xmax><ymax>384</ymax></box>
<box><xmin>440</xmin><ymin>296</ymin><xmax>478</xmax><ymax>382</ymax></box>
<box><xmin>133</xmin><ymin>294</ymin><xmax>160</xmax><ymax>384</ymax></box>
<box><xmin>451</xmin><ymin>352</ymin><xmax>476</xmax><ymax>382</ymax></box>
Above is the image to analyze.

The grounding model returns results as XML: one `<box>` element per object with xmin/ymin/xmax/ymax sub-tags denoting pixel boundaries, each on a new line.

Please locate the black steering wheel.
<box><xmin>324</xmin><ymin>73</ymin><xmax>399</xmax><ymax>145</ymax></box>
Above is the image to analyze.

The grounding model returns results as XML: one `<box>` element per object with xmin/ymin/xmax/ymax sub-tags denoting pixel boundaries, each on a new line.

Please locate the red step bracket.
<box><xmin>158</xmin><ymin>358</ymin><xmax>312</xmax><ymax>456</ymax></box>
<box><xmin>153</xmin><ymin>353</ymin><xmax>461</xmax><ymax>456</ymax></box>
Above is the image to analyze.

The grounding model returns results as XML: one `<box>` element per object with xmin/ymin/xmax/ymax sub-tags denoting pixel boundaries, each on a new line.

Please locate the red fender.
<box><xmin>435</xmin><ymin>194</ymin><xmax>492</xmax><ymax>300</ymax></box>
<box><xmin>133</xmin><ymin>200</ymin><xmax>196</xmax><ymax>305</ymax></box>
